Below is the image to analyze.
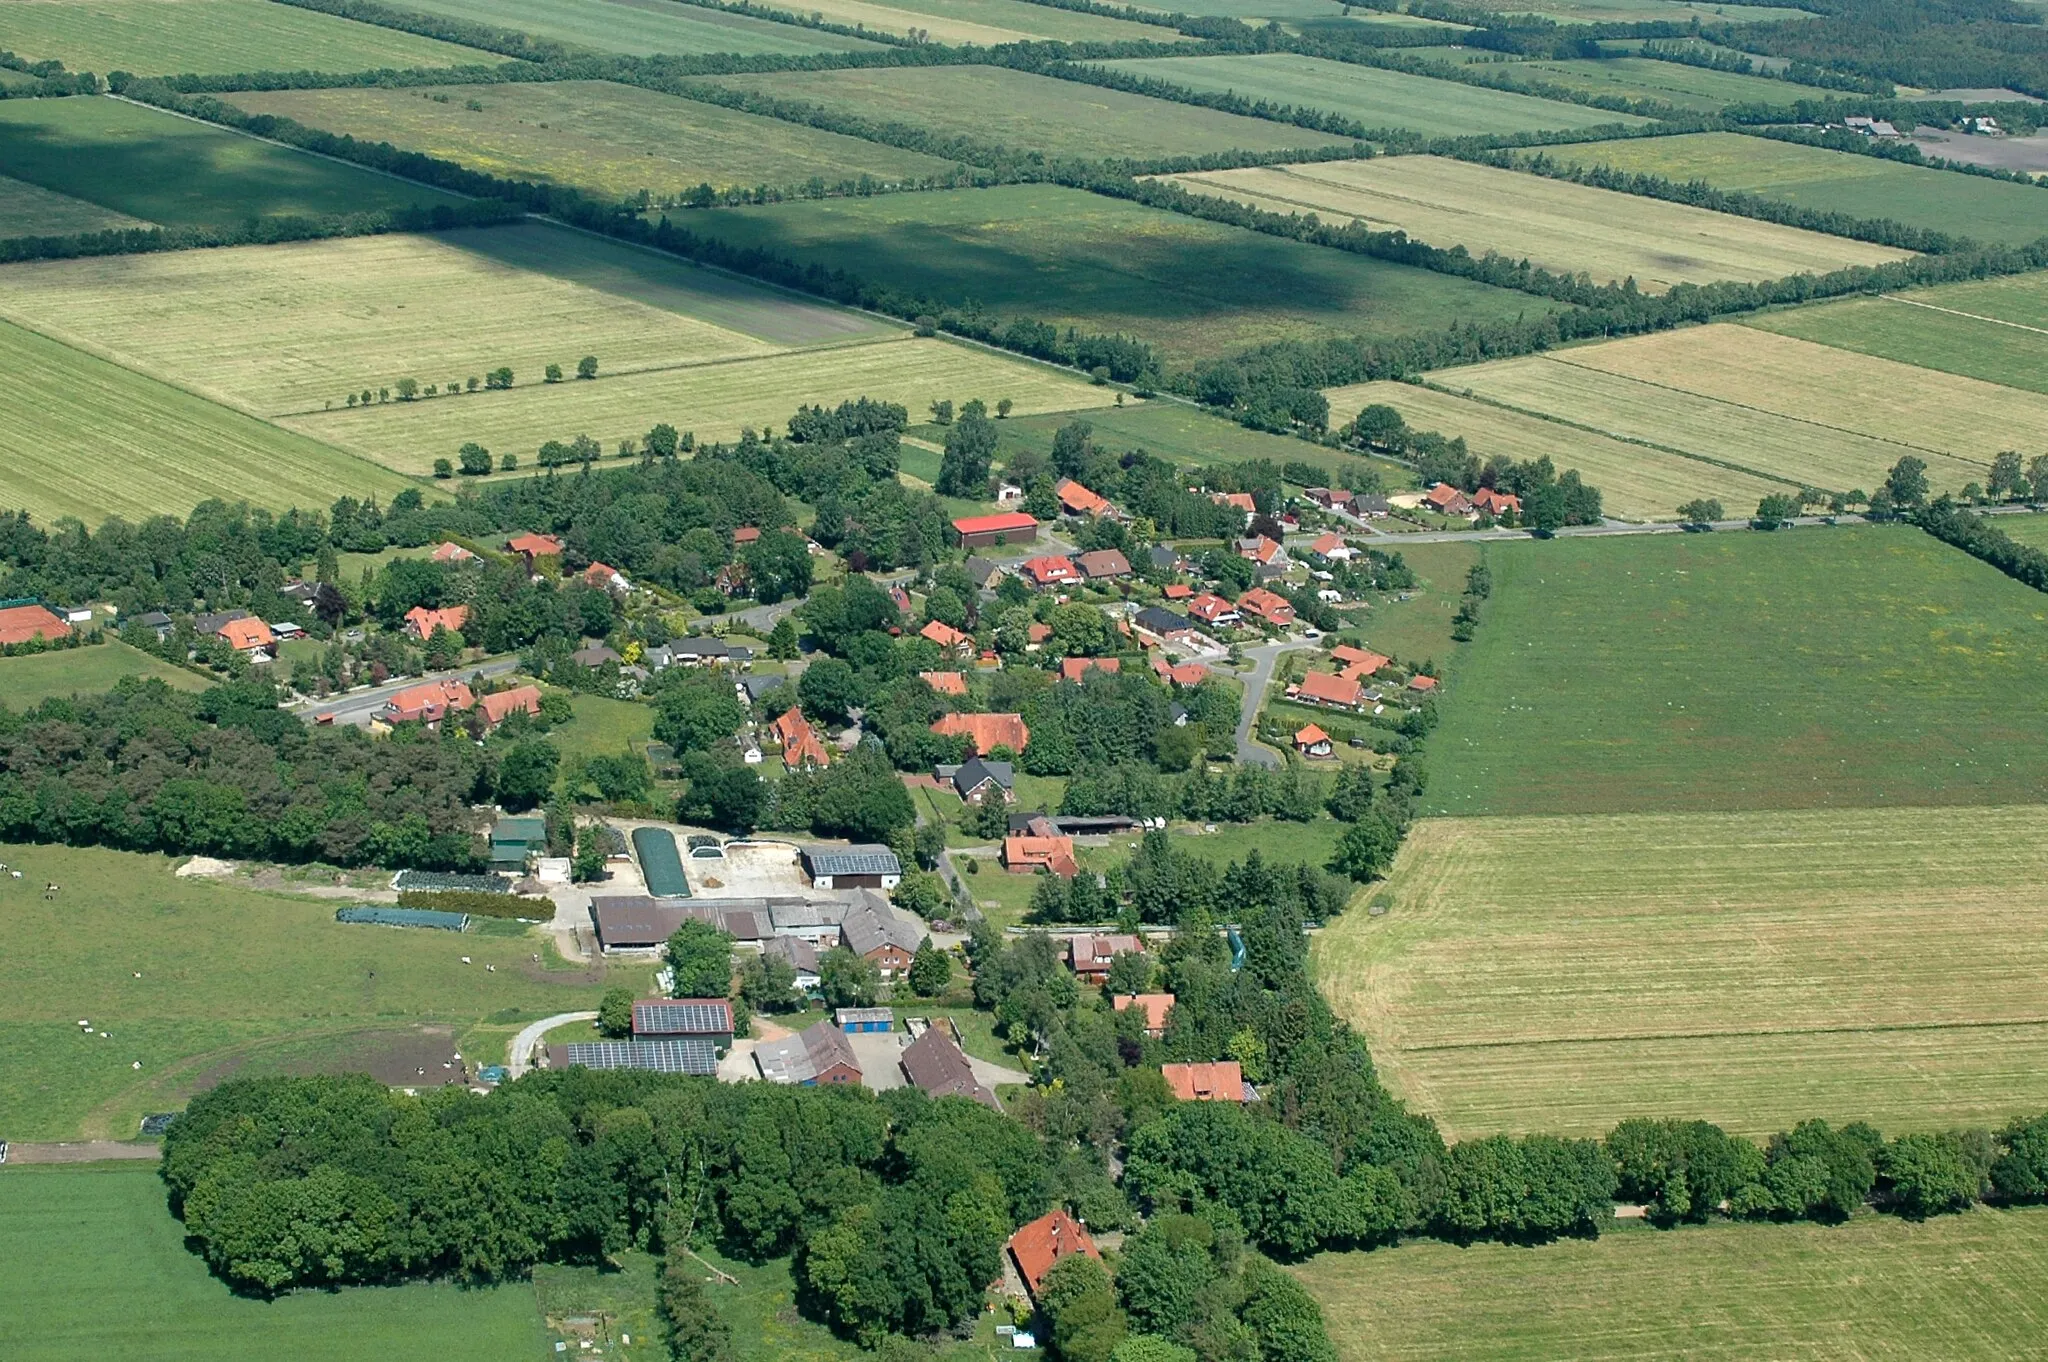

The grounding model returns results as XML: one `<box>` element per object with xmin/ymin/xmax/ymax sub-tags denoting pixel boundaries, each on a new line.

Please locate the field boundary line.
<box><xmin>1399</xmin><ymin>1014</ymin><xmax>2048</xmax><ymax>1055</ymax></box>
<box><xmin>1879</xmin><ymin>293</ymin><xmax>2048</xmax><ymax>337</ymax></box>
<box><xmin>1540</xmin><ymin>353</ymin><xmax>1995</xmax><ymax>469</ymax></box>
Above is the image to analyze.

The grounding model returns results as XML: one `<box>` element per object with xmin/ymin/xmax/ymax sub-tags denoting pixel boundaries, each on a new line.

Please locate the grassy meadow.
<box><xmin>672</xmin><ymin>184</ymin><xmax>1559</xmax><ymax>366</ymax></box>
<box><xmin>0</xmin><ymin>319</ymin><xmax>417</xmax><ymax>524</ymax></box>
<box><xmin>1322</xmin><ymin>379</ymin><xmax>1788</xmax><ymax>520</ymax></box>
<box><xmin>370</xmin><ymin>0</ymin><xmax>885</xmax><ymax>54</ymax></box>
<box><xmin>704</xmin><ymin>66</ymin><xmax>1358</xmax><ymax>162</ymax></box>
<box><xmin>0</xmin><ymin>170</ymin><xmax>150</xmax><ymax>237</ymax></box>
<box><xmin>0</xmin><ymin>843</ymin><xmax>610</xmax><ymax>1141</ymax></box>
<box><xmin>1296</xmin><ymin>1209</ymin><xmax>2048</xmax><ymax>1361</ymax></box>
<box><xmin>0</xmin><ymin>0</ymin><xmax>503</xmax><ymax>76</ymax></box>
<box><xmin>1433</xmin><ymin>325</ymin><xmax>2030</xmax><ymax>494</ymax></box>
<box><xmin>0</xmin><ymin>642</ymin><xmax>211</xmax><ymax>709</ymax></box>
<box><xmin>226</xmin><ymin>81</ymin><xmax>960</xmax><ymax>200</ymax></box>
<box><xmin>1540</xmin><ymin>130</ymin><xmax>2048</xmax><ymax>245</ymax></box>
<box><xmin>0</xmin><ymin>1165</ymin><xmax>548</xmax><ymax>1362</ymax></box>
<box><xmin>288</xmin><ymin>336</ymin><xmax>1119</xmax><ymax>472</ymax></box>
<box><xmin>1499</xmin><ymin>54</ymin><xmax>1844</xmax><ymax>110</ymax></box>
<box><xmin>1096</xmin><ymin>53</ymin><xmax>1649</xmax><ymax>134</ymax></box>
<box><xmin>0</xmin><ymin>223</ymin><xmax>893</xmax><ymax>420</ymax></box>
<box><xmin>1426</xmin><ymin>527</ymin><xmax>2048</xmax><ymax>817</ymax></box>
<box><xmin>1995</xmin><ymin>512</ymin><xmax>2048</xmax><ymax>549</ymax></box>
<box><xmin>1741</xmin><ymin>272</ymin><xmax>2048</xmax><ymax>397</ymax></box>
<box><xmin>1318</xmin><ymin>806</ymin><xmax>2048</xmax><ymax>1137</ymax></box>
<box><xmin>775</xmin><ymin>0</ymin><xmax>1179</xmax><ymax>44</ymax></box>
<box><xmin>1162</xmin><ymin>157</ymin><xmax>1910</xmax><ymax>292</ymax></box>
<box><xmin>0</xmin><ymin>95</ymin><xmax>469</xmax><ymax>226</ymax></box>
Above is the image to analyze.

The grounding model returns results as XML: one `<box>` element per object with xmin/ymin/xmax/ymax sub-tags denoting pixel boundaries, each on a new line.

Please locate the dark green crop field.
<box><xmin>672</xmin><ymin>184</ymin><xmax>1557</xmax><ymax>365</ymax></box>
<box><xmin>0</xmin><ymin>95</ymin><xmax>468</xmax><ymax>226</ymax></box>
<box><xmin>700</xmin><ymin>65</ymin><xmax>1360</xmax><ymax>161</ymax></box>
<box><xmin>1426</xmin><ymin>526</ymin><xmax>2048</xmax><ymax>816</ymax></box>
<box><xmin>1742</xmin><ymin>272</ymin><xmax>2048</xmax><ymax>397</ymax></box>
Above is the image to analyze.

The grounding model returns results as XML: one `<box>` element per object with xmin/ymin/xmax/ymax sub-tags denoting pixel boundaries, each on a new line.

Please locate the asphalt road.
<box><xmin>290</xmin><ymin>656</ymin><xmax>520</xmax><ymax>725</ymax></box>
<box><xmin>1230</xmin><ymin>641</ymin><xmax>1294</xmax><ymax>769</ymax></box>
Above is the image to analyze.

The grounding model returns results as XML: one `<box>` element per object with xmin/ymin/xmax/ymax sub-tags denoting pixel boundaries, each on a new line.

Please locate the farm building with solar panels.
<box><xmin>798</xmin><ymin>844</ymin><xmax>902</xmax><ymax>889</ymax></box>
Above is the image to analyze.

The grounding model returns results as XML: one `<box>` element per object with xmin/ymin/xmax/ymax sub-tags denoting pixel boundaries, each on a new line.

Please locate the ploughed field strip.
<box><xmin>1425</xmin><ymin>528</ymin><xmax>2048</xmax><ymax>818</ymax></box>
<box><xmin>1093</xmin><ymin>52</ymin><xmax>1651</xmax><ymax>135</ymax></box>
<box><xmin>1160</xmin><ymin>156</ymin><xmax>1911</xmax><ymax>292</ymax></box>
<box><xmin>222</xmin><ymin>81</ymin><xmax>963</xmax><ymax>201</ymax></box>
<box><xmin>288</xmin><ymin>337</ymin><xmax>1122</xmax><ymax>474</ymax></box>
<box><xmin>1295</xmin><ymin>1208</ymin><xmax>2048</xmax><ymax>1362</ymax></box>
<box><xmin>0</xmin><ymin>171</ymin><xmax>151</xmax><ymax>237</ymax></box>
<box><xmin>698</xmin><ymin>66</ymin><xmax>1361</xmax><ymax>162</ymax></box>
<box><xmin>1538</xmin><ymin>129</ymin><xmax>2048</xmax><ymax>246</ymax></box>
<box><xmin>0</xmin><ymin>94</ymin><xmax>469</xmax><ymax>225</ymax></box>
<box><xmin>1320</xmin><ymin>378</ymin><xmax>1788</xmax><ymax>520</ymax></box>
<box><xmin>1432</xmin><ymin>325</ymin><xmax>2035</xmax><ymax>493</ymax></box>
<box><xmin>363</xmin><ymin>0</ymin><xmax>888</xmax><ymax>55</ymax></box>
<box><xmin>1741</xmin><ymin>271</ymin><xmax>2048</xmax><ymax>398</ymax></box>
<box><xmin>1316</xmin><ymin>806</ymin><xmax>2048</xmax><ymax>1139</ymax></box>
<box><xmin>0</xmin><ymin>317</ymin><xmax>417</xmax><ymax>524</ymax></box>
<box><xmin>0</xmin><ymin>0</ymin><xmax>507</xmax><ymax>76</ymax></box>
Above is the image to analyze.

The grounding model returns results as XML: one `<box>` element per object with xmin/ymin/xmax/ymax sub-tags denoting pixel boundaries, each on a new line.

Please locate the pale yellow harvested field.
<box><xmin>0</xmin><ymin>174</ymin><xmax>151</xmax><ymax>238</ymax></box>
<box><xmin>283</xmin><ymin>337</ymin><xmax>1122</xmax><ymax>474</ymax></box>
<box><xmin>1322</xmin><ymin>379</ymin><xmax>1788</xmax><ymax>519</ymax></box>
<box><xmin>1161</xmin><ymin>158</ymin><xmax>1909</xmax><ymax>292</ymax></box>
<box><xmin>783</xmin><ymin>0</ymin><xmax>1175</xmax><ymax>44</ymax></box>
<box><xmin>1436</xmin><ymin>325</ymin><xmax>2018</xmax><ymax>493</ymax></box>
<box><xmin>1315</xmin><ymin>807</ymin><xmax>2048</xmax><ymax>1139</ymax></box>
<box><xmin>0</xmin><ymin>224</ymin><xmax>889</xmax><ymax>418</ymax></box>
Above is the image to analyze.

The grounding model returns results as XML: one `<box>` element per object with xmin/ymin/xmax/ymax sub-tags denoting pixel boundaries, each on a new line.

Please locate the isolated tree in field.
<box><xmin>577</xmin><ymin>355</ymin><xmax>598</xmax><ymax>380</ymax></box>
<box><xmin>545</xmin><ymin>363</ymin><xmax>565</xmax><ymax>383</ymax></box>
<box><xmin>1989</xmin><ymin>451</ymin><xmax>2023</xmax><ymax>499</ymax></box>
<box><xmin>486</xmin><ymin>367</ymin><xmax>514</xmax><ymax>390</ymax></box>
<box><xmin>396</xmin><ymin>378</ymin><xmax>418</xmax><ymax>401</ymax></box>
<box><xmin>432</xmin><ymin>458</ymin><xmax>453</xmax><ymax>479</ymax></box>
<box><xmin>907</xmin><ymin>936</ymin><xmax>951</xmax><ymax>996</ymax></box>
<box><xmin>458</xmin><ymin>442</ymin><xmax>492</xmax><ymax>475</ymax></box>
<box><xmin>597</xmin><ymin>985</ymin><xmax>635</xmax><ymax>1038</ymax></box>
<box><xmin>1331</xmin><ymin>808</ymin><xmax>1400</xmax><ymax>882</ymax></box>
<box><xmin>1675</xmin><ymin>498</ymin><xmax>1722</xmax><ymax>527</ymax></box>
<box><xmin>500</xmin><ymin>452</ymin><xmax>518</xmax><ymax>471</ymax></box>
<box><xmin>1753</xmin><ymin>493</ymin><xmax>1800</xmax><ymax>528</ymax></box>
<box><xmin>1353</xmin><ymin>403</ymin><xmax>1407</xmax><ymax>451</ymax></box>
<box><xmin>361</xmin><ymin>389</ymin><xmax>373</xmax><ymax>406</ymax></box>
<box><xmin>929</xmin><ymin>398</ymin><xmax>954</xmax><ymax>426</ymax></box>
<box><xmin>1883</xmin><ymin>455</ymin><xmax>1929</xmax><ymax>509</ymax></box>
<box><xmin>996</xmin><ymin>398</ymin><xmax>1013</xmax><ymax>418</ymax></box>
<box><xmin>666</xmin><ymin>919</ymin><xmax>735</xmax><ymax>999</ymax></box>
<box><xmin>645</xmin><ymin>423</ymin><xmax>679</xmax><ymax>459</ymax></box>
<box><xmin>466</xmin><ymin>375</ymin><xmax>480</xmax><ymax>392</ymax></box>
<box><xmin>819</xmin><ymin>946</ymin><xmax>880</xmax><ymax>1008</ymax></box>
<box><xmin>345</xmin><ymin>392</ymin><xmax>357</xmax><ymax>407</ymax></box>
<box><xmin>378</xmin><ymin>387</ymin><xmax>389</xmax><ymax>403</ymax></box>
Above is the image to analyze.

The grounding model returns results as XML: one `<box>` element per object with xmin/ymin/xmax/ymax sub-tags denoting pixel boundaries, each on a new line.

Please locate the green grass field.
<box><xmin>287</xmin><ymin>335</ymin><xmax>1119</xmax><ymax>473</ymax></box>
<box><xmin>1996</xmin><ymin>512</ymin><xmax>2048</xmax><ymax>549</ymax></box>
<box><xmin>1741</xmin><ymin>272</ymin><xmax>2048</xmax><ymax>398</ymax></box>
<box><xmin>1096</xmin><ymin>53</ymin><xmax>1649</xmax><ymax>135</ymax></box>
<box><xmin>0</xmin><ymin>0</ymin><xmax>503</xmax><ymax>76</ymax></box>
<box><xmin>0</xmin><ymin>843</ymin><xmax>610</xmax><ymax>1141</ymax></box>
<box><xmin>0</xmin><ymin>1165</ymin><xmax>548</xmax><ymax>1362</ymax></box>
<box><xmin>967</xmin><ymin>400</ymin><xmax>1414</xmax><ymax>486</ymax></box>
<box><xmin>1499</xmin><ymin>55</ymin><xmax>1844</xmax><ymax>111</ymax></box>
<box><xmin>703</xmin><ymin>65</ymin><xmax>1359</xmax><ymax>162</ymax></box>
<box><xmin>767</xmin><ymin>0</ymin><xmax>1179</xmax><ymax>44</ymax></box>
<box><xmin>671</xmin><ymin>184</ymin><xmax>1559</xmax><ymax>366</ymax></box>
<box><xmin>0</xmin><ymin>222</ymin><xmax>890</xmax><ymax>422</ymax></box>
<box><xmin>0</xmin><ymin>95</ymin><xmax>468</xmax><ymax>226</ymax></box>
<box><xmin>0</xmin><ymin>319</ymin><xmax>417</xmax><ymax>524</ymax></box>
<box><xmin>1317</xmin><ymin>805</ymin><xmax>2048</xmax><ymax>1137</ymax></box>
<box><xmin>1163</xmin><ymin>156</ymin><xmax>1907</xmax><ymax>293</ymax></box>
<box><xmin>1322</xmin><ymin>378</ymin><xmax>1790</xmax><ymax>520</ymax></box>
<box><xmin>1295</xmin><ymin>1210</ymin><xmax>2048</xmax><ymax>1361</ymax></box>
<box><xmin>0</xmin><ymin>642</ymin><xmax>211</xmax><ymax>708</ymax></box>
<box><xmin>364</xmin><ymin>0</ymin><xmax>884</xmax><ymax>55</ymax></box>
<box><xmin>1459</xmin><ymin>0</ymin><xmax>1811</xmax><ymax>20</ymax></box>
<box><xmin>1337</xmin><ymin>539</ymin><xmax>1477</xmax><ymax>664</ymax></box>
<box><xmin>1542</xmin><ymin>130</ymin><xmax>2048</xmax><ymax>246</ymax></box>
<box><xmin>1433</xmin><ymin>325</ymin><xmax>2031</xmax><ymax>496</ymax></box>
<box><xmin>226</xmin><ymin>81</ymin><xmax>960</xmax><ymax>201</ymax></box>
<box><xmin>0</xmin><ymin>170</ymin><xmax>150</xmax><ymax>237</ymax></box>
<box><xmin>1426</xmin><ymin>527</ymin><xmax>2048</xmax><ymax>817</ymax></box>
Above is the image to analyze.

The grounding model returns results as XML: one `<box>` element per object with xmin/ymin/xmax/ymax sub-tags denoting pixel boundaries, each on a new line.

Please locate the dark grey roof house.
<box><xmin>1135</xmin><ymin>607</ymin><xmax>1192</xmax><ymax>636</ymax></box>
<box><xmin>900</xmin><ymin>1027</ymin><xmax>1001</xmax><ymax>1110</ymax></box>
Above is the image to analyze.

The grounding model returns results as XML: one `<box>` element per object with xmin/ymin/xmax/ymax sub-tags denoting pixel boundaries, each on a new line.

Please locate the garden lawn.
<box><xmin>1295</xmin><ymin>1209</ymin><xmax>2048</xmax><ymax>1362</ymax></box>
<box><xmin>1740</xmin><ymin>271</ymin><xmax>2048</xmax><ymax>398</ymax></box>
<box><xmin>0</xmin><ymin>319</ymin><xmax>418</xmax><ymax>525</ymax></box>
<box><xmin>551</xmin><ymin>694</ymin><xmax>656</xmax><ymax>778</ymax></box>
<box><xmin>1427</xmin><ymin>526</ymin><xmax>2048</xmax><ymax>817</ymax></box>
<box><xmin>0</xmin><ymin>0</ymin><xmax>504</xmax><ymax>75</ymax></box>
<box><xmin>0</xmin><ymin>642</ymin><xmax>210</xmax><ymax>709</ymax></box>
<box><xmin>0</xmin><ymin>1165</ymin><xmax>548</xmax><ymax>1362</ymax></box>
<box><xmin>701</xmin><ymin>66</ymin><xmax>1358</xmax><ymax>162</ymax></box>
<box><xmin>1095</xmin><ymin>53</ymin><xmax>1649</xmax><ymax>135</ymax></box>
<box><xmin>368</xmin><ymin>0</ymin><xmax>885</xmax><ymax>54</ymax></box>
<box><xmin>670</xmin><ymin>184</ymin><xmax>1560</xmax><ymax>367</ymax></box>
<box><xmin>1322</xmin><ymin>378</ymin><xmax>1789</xmax><ymax>520</ymax></box>
<box><xmin>1541</xmin><ymin>130</ymin><xmax>2048</xmax><ymax>246</ymax></box>
<box><xmin>225</xmin><ymin>81</ymin><xmax>960</xmax><ymax>200</ymax></box>
<box><xmin>1433</xmin><ymin>325</ymin><xmax>2033</xmax><ymax>496</ymax></box>
<box><xmin>1163</xmin><ymin>156</ymin><xmax>1908</xmax><ymax>293</ymax></box>
<box><xmin>0</xmin><ymin>843</ymin><xmax>609</xmax><ymax>1141</ymax></box>
<box><xmin>0</xmin><ymin>93</ymin><xmax>469</xmax><ymax>226</ymax></box>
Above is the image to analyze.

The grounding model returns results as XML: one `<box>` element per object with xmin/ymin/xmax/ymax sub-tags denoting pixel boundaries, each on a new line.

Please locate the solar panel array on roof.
<box><xmin>633</xmin><ymin>1000</ymin><xmax>732</xmax><ymax>1036</ymax></box>
<box><xmin>800</xmin><ymin>845</ymin><xmax>902</xmax><ymax>877</ymax></box>
<box><xmin>561</xmin><ymin>1039</ymin><xmax>718</xmax><ymax>1075</ymax></box>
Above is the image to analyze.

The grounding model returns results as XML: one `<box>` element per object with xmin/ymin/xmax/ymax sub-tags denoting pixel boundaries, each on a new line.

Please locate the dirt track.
<box><xmin>4</xmin><ymin>1141</ymin><xmax>159</xmax><ymax>1164</ymax></box>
